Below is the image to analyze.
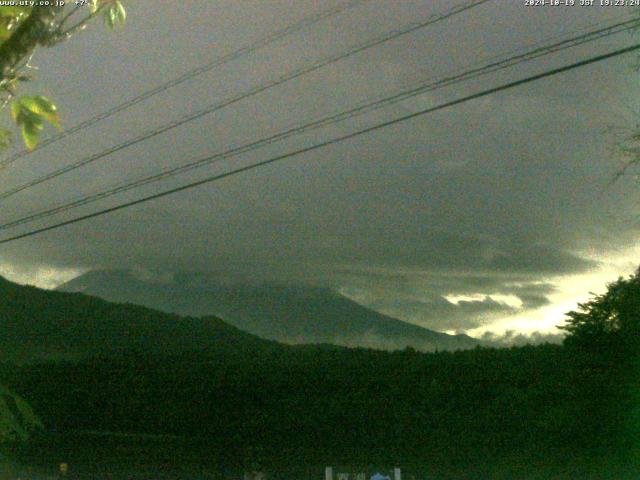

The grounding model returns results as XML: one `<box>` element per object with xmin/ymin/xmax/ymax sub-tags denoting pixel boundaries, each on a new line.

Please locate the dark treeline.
<box><xmin>0</xmin><ymin>340</ymin><xmax>637</xmax><ymax>477</ymax></box>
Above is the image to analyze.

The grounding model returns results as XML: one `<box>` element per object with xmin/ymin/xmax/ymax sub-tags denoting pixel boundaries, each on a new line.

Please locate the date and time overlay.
<box><xmin>0</xmin><ymin>0</ymin><xmax>638</xmax><ymax>8</ymax></box>
<box><xmin>526</xmin><ymin>0</ymin><xmax>640</xmax><ymax>6</ymax></box>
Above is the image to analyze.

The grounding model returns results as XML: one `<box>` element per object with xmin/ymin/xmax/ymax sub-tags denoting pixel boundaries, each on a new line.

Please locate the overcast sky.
<box><xmin>0</xmin><ymin>0</ymin><xmax>639</xmax><ymax>337</ymax></box>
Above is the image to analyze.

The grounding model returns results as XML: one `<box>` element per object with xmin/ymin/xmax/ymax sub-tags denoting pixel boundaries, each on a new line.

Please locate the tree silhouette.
<box><xmin>561</xmin><ymin>266</ymin><xmax>640</xmax><ymax>350</ymax></box>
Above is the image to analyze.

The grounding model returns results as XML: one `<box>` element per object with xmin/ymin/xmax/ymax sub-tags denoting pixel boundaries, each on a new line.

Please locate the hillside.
<box><xmin>0</xmin><ymin>275</ymin><xmax>276</xmax><ymax>363</ymax></box>
<box><xmin>57</xmin><ymin>270</ymin><xmax>478</xmax><ymax>351</ymax></box>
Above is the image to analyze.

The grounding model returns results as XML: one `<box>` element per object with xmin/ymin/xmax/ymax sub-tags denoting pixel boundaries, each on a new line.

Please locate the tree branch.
<box><xmin>55</xmin><ymin>10</ymin><xmax>101</xmax><ymax>41</ymax></box>
<box><xmin>51</xmin><ymin>2</ymin><xmax>114</xmax><ymax>45</ymax></box>
<box><xmin>57</xmin><ymin>4</ymin><xmax>83</xmax><ymax>31</ymax></box>
<box><xmin>0</xmin><ymin>6</ymin><xmax>63</xmax><ymax>81</ymax></box>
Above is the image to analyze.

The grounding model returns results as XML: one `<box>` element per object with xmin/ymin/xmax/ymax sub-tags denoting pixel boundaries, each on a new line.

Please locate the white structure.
<box><xmin>370</xmin><ymin>473</ymin><xmax>390</xmax><ymax>480</ymax></box>
<box><xmin>325</xmin><ymin>466</ymin><xmax>333</xmax><ymax>480</ymax></box>
<box><xmin>325</xmin><ymin>467</ymin><xmax>400</xmax><ymax>480</ymax></box>
<box><xmin>244</xmin><ymin>471</ymin><xmax>265</xmax><ymax>480</ymax></box>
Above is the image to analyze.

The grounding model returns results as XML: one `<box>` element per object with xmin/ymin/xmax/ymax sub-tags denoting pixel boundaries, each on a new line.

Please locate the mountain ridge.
<box><xmin>0</xmin><ymin>274</ymin><xmax>277</xmax><ymax>363</ymax></box>
<box><xmin>57</xmin><ymin>269</ymin><xmax>478</xmax><ymax>351</ymax></box>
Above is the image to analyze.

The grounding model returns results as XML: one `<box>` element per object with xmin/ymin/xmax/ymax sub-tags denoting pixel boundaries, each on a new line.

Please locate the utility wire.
<box><xmin>0</xmin><ymin>0</ymin><xmax>368</xmax><ymax>167</ymax></box>
<box><xmin>0</xmin><ymin>42</ymin><xmax>637</xmax><ymax>245</ymax></box>
<box><xmin>1</xmin><ymin>16</ymin><xmax>637</xmax><ymax>231</ymax></box>
<box><xmin>0</xmin><ymin>0</ymin><xmax>492</xmax><ymax>201</ymax></box>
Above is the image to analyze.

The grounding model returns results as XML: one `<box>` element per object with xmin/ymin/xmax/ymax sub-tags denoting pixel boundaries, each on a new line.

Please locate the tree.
<box><xmin>0</xmin><ymin>1</ymin><xmax>126</xmax><ymax>151</ymax></box>
<box><xmin>561</xmin><ymin>266</ymin><xmax>640</xmax><ymax>349</ymax></box>
<box><xmin>559</xmin><ymin>267</ymin><xmax>640</xmax><ymax>465</ymax></box>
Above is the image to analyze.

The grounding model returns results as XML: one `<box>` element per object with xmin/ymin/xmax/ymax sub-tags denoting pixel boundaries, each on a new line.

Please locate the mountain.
<box><xmin>57</xmin><ymin>270</ymin><xmax>478</xmax><ymax>351</ymax></box>
<box><xmin>0</xmin><ymin>274</ymin><xmax>276</xmax><ymax>363</ymax></box>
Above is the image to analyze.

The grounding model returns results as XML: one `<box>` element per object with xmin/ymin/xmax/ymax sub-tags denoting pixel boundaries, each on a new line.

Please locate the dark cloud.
<box><xmin>362</xmin><ymin>294</ymin><xmax>516</xmax><ymax>331</ymax></box>
<box><xmin>516</xmin><ymin>293</ymin><xmax>552</xmax><ymax>310</ymax></box>
<box><xmin>487</xmin><ymin>245</ymin><xmax>596</xmax><ymax>275</ymax></box>
<box><xmin>481</xmin><ymin>330</ymin><xmax>565</xmax><ymax>347</ymax></box>
<box><xmin>335</xmin><ymin>269</ymin><xmax>559</xmax><ymax>331</ymax></box>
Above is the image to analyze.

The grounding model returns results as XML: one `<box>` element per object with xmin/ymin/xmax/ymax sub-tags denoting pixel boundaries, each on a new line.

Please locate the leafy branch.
<box><xmin>0</xmin><ymin>1</ymin><xmax>126</xmax><ymax>151</ymax></box>
<box><xmin>53</xmin><ymin>1</ymin><xmax>126</xmax><ymax>43</ymax></box>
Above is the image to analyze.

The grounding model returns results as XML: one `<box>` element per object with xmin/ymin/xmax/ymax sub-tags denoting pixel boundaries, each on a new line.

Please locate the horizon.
<box><xmin>0</xmin><ymin>257</ymin><xmax>635</xmax><ymax>344</ymax></box>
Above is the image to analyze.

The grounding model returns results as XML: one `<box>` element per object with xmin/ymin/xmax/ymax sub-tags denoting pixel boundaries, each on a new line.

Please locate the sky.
<box><xmin>0</xmin><ymin>0</ymin><xmax>639</xmax><ymax>338</ymax></box>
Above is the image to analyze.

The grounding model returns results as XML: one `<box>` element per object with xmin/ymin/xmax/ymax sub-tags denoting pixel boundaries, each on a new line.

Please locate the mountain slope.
<box><xmin>58</xmin><ymin>270</ymin><xmax>478</xmax><ymax>351</ymax></box>
<box><xmin>0</xmin><ymin>275</ymin><xmax>276</xmax><ymax>363</ymax></box>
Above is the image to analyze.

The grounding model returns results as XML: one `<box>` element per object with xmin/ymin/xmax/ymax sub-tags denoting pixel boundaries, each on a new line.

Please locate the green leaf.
<box><xmin>21</xmin><ymin>95</ymin><xmax>60</xmax><ymax>128</ymax></box>
<box><xmin>10</xmin><ymin>100</ymin><xmax>20</xmax><ymax>122</ymax></box>
<box><xmin>16</xmin><ymin>96</ymin><xmax>60</xmax><ymax>129</ymax></box>
<box><xmin>88</xmin><ymin>0</ymin><xmax>101</xmax><ymax>14</ymax></box>
<box><xmin>104</xmin><ymin>1</ymin><xmax>126</xmax><ymax>29</ymax></box>
<box><xmin>21</xmin><ymin>121</ymin><xmax>39</xmax><ymax>151</ymax></box>
<box><xmin>115</xmin><ymin>2</ymin><xmax>126</xmax><ymax>24</ymax></box>
<box><xmin>0</xmin><ymin>6</ymin><xmax>31</xmax><ymax>44</ymax></box>
<box><xmin>29</xmin><ymin>114</ymin><xmax>44</xmax><ymax>131</ymax></box>
<box><xmin>104</xmin><ymin>10</ymin><xmax>113</xmax><ymax>29</ymax></box>
<box><xmin>0</xmin><ymin>20</ymin><xmax>11</xmax><ymax>42</ymax></box>
<box><xmin>11</xmin><ymin>96</ymin><xmax>60</xmax><ymax>149</ymax></box>
<box><xmin>0</xmin><ymin>7</ymin><xmax>32</xmax><ymax>18</ymax></box>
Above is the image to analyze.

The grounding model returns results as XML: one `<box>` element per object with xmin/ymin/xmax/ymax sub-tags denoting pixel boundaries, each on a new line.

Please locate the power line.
<box><xmin>0</xmin><ymin>42</ymin><xmax>637</xmax><ymax>245</ymax></box>
<box><xmin>1</xmin><ymin>15</ymin><xmax>637</xmax><ymax>231</ymax></box>
<box><xmin>0</xmin><ymin>0</ymin><xmax>492</xmax><ymax>201</ymax></box>
<box><xmin>0</xmin><ymin>0</ymin><xmax>368</xmax><ymax>167</ymax></box>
